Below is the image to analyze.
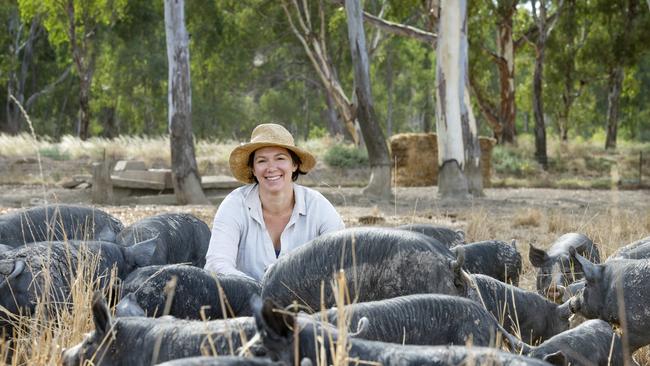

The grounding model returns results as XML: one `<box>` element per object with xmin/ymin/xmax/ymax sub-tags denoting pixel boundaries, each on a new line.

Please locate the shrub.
<box><xmin>38</xmin><ymin>146</ymin><xmax>71</xmax><ymax>161</ymax></box>
<box><xmin>590</xmin><ymin>178</ymin><xmax>613</xmax><ymax>189</ymax></box>
<box><xmin>308</xmin><ymin>126</ymin><xmax>328</xmax><ymax>140</ymax></box>
<box><xmin>323</xmin><ymin>144</ymin><xmax>368</xmax><ymax>168</ymax></box>
<box><xmin>492</xmin><ymin>145</ymin><xmax>536</xmax><ymax>177</ymax></box>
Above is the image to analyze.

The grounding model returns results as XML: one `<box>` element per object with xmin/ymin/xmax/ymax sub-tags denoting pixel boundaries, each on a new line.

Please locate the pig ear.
<box><xmin>97</xmin><ymin>225</ymin><xmax>117</xmax><ymax>243</ymax></box>
<box><xmin>529</xmin><ymin>243</ymin><xmax>549</xmax><ymax>267</ymax></box>
<box><xmin>572</xmin><ymin>252</ymin><xmax>598</xmax><ymax>282</ymax></box>
<box><xmin>115</xmin><ymin>292</ymin><xmax>146</xmax><ymax>317</ymax></box>
<box><xmin>92</xmin><ymin>291</ymin><xmax>113</xmax><ymax>336</ymax></box>
<box><xmin>125</xmin><ymin>236</ymin><xmax>158</xmax><ymax>268</ymax></box>
<box><xmin>252</xmin><ymin>296</ymin><xmax>291</xmax><ymax>340</ymax></box>
<box><xmin>542</xmin><ymin>351</ymin><xmax>567</xmax><ymax>365</ymax></box>
<box><xmin>555</xmin><ymin>300</ymin><xmax>572</xmax><ymax>321</ymax></box>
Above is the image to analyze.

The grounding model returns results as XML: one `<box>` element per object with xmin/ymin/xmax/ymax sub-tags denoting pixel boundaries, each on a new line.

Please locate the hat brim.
<box><xmin>229</xmin><ymin>142</ymin><xmax>316</xmax><ymax>183</ymax></box>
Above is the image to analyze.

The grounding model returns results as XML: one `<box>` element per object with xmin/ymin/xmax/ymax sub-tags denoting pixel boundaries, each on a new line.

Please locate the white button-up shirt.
<box><xmin>204</xmin><ymin>183</ymin><xmax>345</xmax><ymax>281</ymax></box>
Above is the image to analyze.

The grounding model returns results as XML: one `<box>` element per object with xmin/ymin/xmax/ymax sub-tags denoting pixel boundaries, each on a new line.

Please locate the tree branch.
<box><xmin>514</xmin><ymin>9</ymin><xmax>561</xmax><ymax>50</ymax></box>
<box><xmin>469</xmin><ymin>73</ymin><xmax>501</xmax><ymax>133</ymax></box>
<box><xmin>282</xmin><ymin>0</ymin><xmax>358</xmax><ymax>143</ymax></box>
<box><xmin>25</xmin><ymin>66</ymin><xmax>72</xmax><ymax>110</ymax></box>
<box><xmin>362</xmin><ymin>11</ymin><xmax>437</xmax><ymax>46</ymax></box>
<box><xmin>329</xmin><ymin>0</ymin><xmax>436</xmax><ymax>45</ymax></box>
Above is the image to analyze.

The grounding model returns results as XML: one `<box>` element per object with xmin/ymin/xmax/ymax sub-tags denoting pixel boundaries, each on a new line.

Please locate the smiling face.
<box><xmin>251</xmin><ymin>147</ymin><xmax>298</xmax><ymax>194</ymax></box>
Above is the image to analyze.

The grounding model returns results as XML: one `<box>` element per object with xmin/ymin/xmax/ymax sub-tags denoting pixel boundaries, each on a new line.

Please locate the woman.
<box><xmin>204</xmin><ymin>123</ymin><xmax>345</xmax><ymax>281</ymax></box>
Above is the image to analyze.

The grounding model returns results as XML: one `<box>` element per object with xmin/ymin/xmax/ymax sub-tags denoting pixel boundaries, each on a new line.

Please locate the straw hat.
<box><xmin>229</xmin><ymin>123</ymin><xmax>316</xmax><ymax>183</ymax></box>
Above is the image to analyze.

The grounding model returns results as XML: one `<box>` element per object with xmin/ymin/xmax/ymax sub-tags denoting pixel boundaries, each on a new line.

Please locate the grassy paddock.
<box><xmin>0</xmin><ymin>204</ymin><xmax>648</xmax><ymax>365</ymax></box>
<box><xmin>1</xmin><ymin>133</ymin><xmax>648</xmax><ymax>189</ymax></box>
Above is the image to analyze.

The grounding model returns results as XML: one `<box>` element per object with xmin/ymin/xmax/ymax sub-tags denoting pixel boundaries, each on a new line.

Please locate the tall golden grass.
<box><xmin>0</xmin><ymin>243</ymin><xmax>119</xmax><ymax>365</ymax></box>
<box><xmin>0</xmin><ymin>134</ymin><xmax>336</xmax><ymax>167</ymax></box>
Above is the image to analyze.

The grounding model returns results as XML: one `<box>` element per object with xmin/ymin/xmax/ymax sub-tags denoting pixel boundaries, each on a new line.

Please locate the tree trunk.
<box><xmin>435</xmin><ymin>0</ymin><xmax>473</xmax><ymax>199</ymax></box>
<box><xmin>323</xmin><ymin>92</ymin><xmax>345</xmax><ymax>137</ymax></box>
<box><xmin>386</xmin><ymin>50</ymin><xmax>394</xmax><ymax>137</ymax></box>
<box><xmin>100</xmin><ymin>105</ymin><xmax>119</xmax><ymax>138</ymax></box>
<box><xmin>65</xmin><ymin>0</ymin><xmax>96</xmax><ymax>141</ymax></box>
<box><xmin>532</xmin><ymin>0</ymin><xmax>548</xmax><ymax>169</ymax></box>
<box><xmin>5</xmin><ymin>15</ymin><xmax>41</xmax><ymax>134</ymax></box>
<box><xmin>557</xmin><ymin>0</ymin><xmax>576</xmax><ymax>142</ymax></box>
<box><xmin>605</xmin><ymin>66</ymin><xmax>624</xmax><ymax>150</ymax></box>
<box><xmin>164</xmin><ymin>0</ymin><xmax>209</xmax><ymax>205</ymax></box>
<box><xmin>558</xmin><ymin>107</ymin><xmax>570</xmax><ymax>141</ymax></box>
<box><xmin>345</xmin><ymin>0</ymin><xmax>392</xmax><ymax>200</ymax></box>
<box><xmin>532</xmin><ymin>47</ymin><xmax>547</xmax><ymax>168</ymax></box>
<box><xmin>497</xmin><ymin>1</ymin><xmax>517</xmax><ymax>143</ymax></box>
<box><xmin>77</xmin><ymin>73</ymin><xmax>92</xmax><ymax>139</ymax></box>
<box><xmin>463</xmin><ymin>87</ymin><xmax>483</xmax><ymax>196</ymax></box>
<box><xmin>422</xmin><ymin>49</ymin><xmax>434</xmax><ymax>133</ymax></box>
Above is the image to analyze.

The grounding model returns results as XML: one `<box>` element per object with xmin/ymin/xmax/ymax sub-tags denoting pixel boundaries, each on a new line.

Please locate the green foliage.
<box><xmin>1</xmin><ymin>0</ymin><xmax>649</xmax><ymax>157</ymax></box>
<box><xmin>308</xmin><ymin>126</ymin><xmax>328</xmax><ymax>140</ymax></box>
<box><xmin>17</xmin><ymin>0</ymin><xmax>128</xmax><ymax>48</ymax></box>
<box><xmin>492</xmin><ymin>142</ymin><xmax>537</xmax><ymax>177</ymax></box>
<box><xmin>323</xmin><ymin>143</ymin><xmax>368</xmax><ymax>168</ymax></box>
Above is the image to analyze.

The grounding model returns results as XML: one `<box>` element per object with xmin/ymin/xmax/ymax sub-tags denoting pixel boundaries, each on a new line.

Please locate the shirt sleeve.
<box><xmin>316</xmin><ymin>193</ymin><xmax>345</xmax><ymax>235</ymax></box>
<box><xmin>204</xmin><ymin>193</ymin><xmax>252</xmax><ymax>279</ymax></box>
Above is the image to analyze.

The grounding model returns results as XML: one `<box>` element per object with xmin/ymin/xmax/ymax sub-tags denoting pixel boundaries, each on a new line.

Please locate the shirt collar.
<box><xmin>244</xmin><ymin>184</ymin><xmax>264</xmax><ymax>225</ymax></box>
<box><xmin>244</xmin><ymin>183</ymin><xmax>307</xmax><ymax>225</ymax></box>
<box><xmin>293</xmin><ymin>184</ymin><xmax>306</xmax><ymax>216</ymax></box>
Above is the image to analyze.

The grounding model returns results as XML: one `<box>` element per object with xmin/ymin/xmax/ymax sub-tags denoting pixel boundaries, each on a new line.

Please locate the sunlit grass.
<box><xmin>1</xmin><ymin>133</ymin><xmax>648</xmax><ymax>189</ymax></box>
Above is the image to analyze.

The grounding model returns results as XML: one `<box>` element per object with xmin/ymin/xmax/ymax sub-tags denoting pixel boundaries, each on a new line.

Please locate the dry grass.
<box><xmin>1</xmin><ymin>133</ymin><xmax>648</xmax><ymax>192</ymax></box>
<box><xmin>513</xmin><ymin>209</ymin><xmax>542</xmax><ymax>228</ymax></box>
<box><xmin>0</xmin><ymin>134</ymin><xmax>335</xmax><ymax>168</ymax></box>
<box><xmin>0</xmin><ymin>243</ymin><xmax>119</xmax><ymax>365</ymax></box>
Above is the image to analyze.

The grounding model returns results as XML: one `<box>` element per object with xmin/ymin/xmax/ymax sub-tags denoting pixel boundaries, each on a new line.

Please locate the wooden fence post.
<box><xmin>92</xmin><ymin>152</ymin><xmax>114</xmax><ymax>204</ymax></box>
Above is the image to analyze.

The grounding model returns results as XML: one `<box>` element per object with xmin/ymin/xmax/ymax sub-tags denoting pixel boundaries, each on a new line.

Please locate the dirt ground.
<box><xmin>0</xmin><ymin>183</ymin><xmax>647</xmax><ymax>226</ymax></box>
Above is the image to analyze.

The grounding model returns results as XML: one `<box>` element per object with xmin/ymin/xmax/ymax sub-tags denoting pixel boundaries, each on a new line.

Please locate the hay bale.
<box><xmin>479</xmin><ymin>137</ymin><xmax>496</xmax><ymax>187</ymax></box>
<box><xmin>390</xmin><ymin>133</ymin><xmax>437</xmax><ymax>187</ymax></box>
<box><xmin>389</xmin><ymin>133</ymin><xmax>496</xmax><ymax>187</ymax></box>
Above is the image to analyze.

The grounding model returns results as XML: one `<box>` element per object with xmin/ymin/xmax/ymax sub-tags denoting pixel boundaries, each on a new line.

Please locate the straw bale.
<box><xmin>390</xmin><ymin>133</ymin><xmax>437</xmax><ymax>187</ymax></box>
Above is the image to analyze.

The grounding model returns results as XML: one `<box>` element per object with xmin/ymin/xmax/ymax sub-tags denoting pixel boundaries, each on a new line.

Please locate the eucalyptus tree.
<box><xmin>2</xmin><ymin>2</ymin><xmax>72</xmax><ymax>135</ymax></box>
<box><xmin>597</xmin><ymin>0</ymin><xmax>649</xmax><ymax>149</ymax></box>
<box><xmin>468</xmin><ymin>1</ymin><xmax>519</xmax><ymax>143</ymax></box>
<box><xmin>527</xmin><ymin>0</ymin><xmax>563</xmax><ymax>169</ymax></box>
<box><xmin>17</xmin><ymin>0</ymin><xmax>127</xmax><ymax>140</ymax></box>
<box><xmin>164</xmin><ymin>0</ymin><xmax>208</xmax><ymax>205</ymax></box>
<box><xmin>281</xmin><ymin>0</ymin><xmax>359</xmax><ymax>144</ymax></box>
<box><xmin>435</xmin><ymin>0</ymin><xmax>482</xmax><ymax>198</ymax></box>
<box><xmin>544</xmin><ymin>0</ymin><xmax>592</xmax><ymax>141</ymax></box>
<box><xmin>345</xmin><ymin>0</ymin><xmax>392</xmax><ymax>199</ymax></box>
<box><xmin>4</xmin><ymin>8</ymin><xmax>42</xmax><ymax>134</ymax></box>
<box><xmin>93</xmin><ymin>1</ymin><xmax>167</xmax><ymax>136</ymax></box>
